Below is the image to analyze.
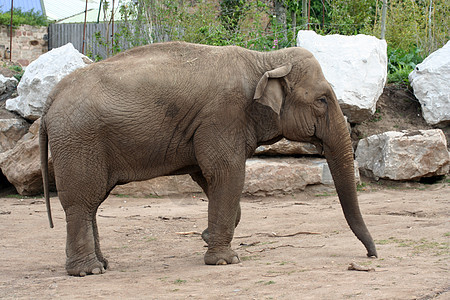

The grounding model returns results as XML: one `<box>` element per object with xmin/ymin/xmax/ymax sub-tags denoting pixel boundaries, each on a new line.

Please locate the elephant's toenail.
<box><xmin>79</xmin><ymin>272</ymin><xmax>86</xmax><ymax>277</ymax></box>
<box><xmin>92</xmin><ymin>268</ymin><xmax>102</xmax><ymax>274</ymax></box>
<box><xmin>216</xmin><ymin>259</ymin><xmax>227</xmax><ymax>265</ymax></box>
<box><xmin>231</xmin><ymin>256</ymin><xmax>240</xmax><ymax>264</ymax></box>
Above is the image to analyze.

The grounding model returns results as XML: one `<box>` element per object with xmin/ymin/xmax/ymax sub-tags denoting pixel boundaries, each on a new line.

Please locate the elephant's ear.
<box><xmin>253</xmin><ymin>64</ymin><xmax>292</xmax><ymax>115</ymax></box>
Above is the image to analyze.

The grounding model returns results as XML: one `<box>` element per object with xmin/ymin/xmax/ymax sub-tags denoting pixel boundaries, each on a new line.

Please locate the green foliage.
<box><xmin>387</xmin><ymin>46</ymin><xmax>424</xmax><ymax>84</ymax></box>
<box><xmin>0</xmin><ymin>8</ymin><xmax>48</xmax><ymax>27</ymax></box>
<box><xmin>92</xmin><ymin>0</ymin><xmax>447</xmax><ymax>88</ymax></box>
<box><xmin>219</xmin><ymin>0</ymin><xmax>251</xmax><ymax>33</ymax></box>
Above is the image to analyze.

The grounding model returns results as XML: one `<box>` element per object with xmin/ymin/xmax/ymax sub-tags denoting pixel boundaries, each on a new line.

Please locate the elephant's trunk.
<box><xmin>322</xmin><ymin>115</ymin><xmax>377</xmax><ymax>258</ymax></box>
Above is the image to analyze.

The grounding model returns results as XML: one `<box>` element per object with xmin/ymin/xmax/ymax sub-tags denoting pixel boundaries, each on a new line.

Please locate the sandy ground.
<box><xmin>1</xmin><ymin>182</ymin><xmax>449</xmax><ymax>300</ymax></box>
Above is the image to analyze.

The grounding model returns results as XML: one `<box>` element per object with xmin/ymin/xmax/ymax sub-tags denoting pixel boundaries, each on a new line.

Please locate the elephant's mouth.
<box><xmin>311</xmin><ymin>139</ymin><xmax>324</xmax><ymax>155</ymax></box>
<box><xmin>301</xmin><ymin>133</ymin><xmax>324</xmax><ymax>155</ymax></box>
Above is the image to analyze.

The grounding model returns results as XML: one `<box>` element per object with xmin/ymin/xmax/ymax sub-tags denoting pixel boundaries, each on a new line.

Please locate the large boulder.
<box><xmin>112</xmin><ymin>157</ymin><xmax>360</xmax><ymax>197</ymax></box>
<box><xmin>409</xmin><ymin>41</ymin><xmax>450</xmax><ymax>125</ymax></box>
<box><xmin>297</xmin><ymin>30</ymin><xmax>387</xmax><ymax>124</ymax></box>
<box><xmin>355</xmin><ymin>129</ymin><xmax>450</xmax><ymax>180</ymax></box>
<box><xmin>0</xmin><ymin>119</ymin><xmax>55</xmax><ymax>195</ymax></box>
<box><xmin>5</xmin><ymin>43</ymin><xmax>92</xmax><ymax>121</ymax></box>
<box><xmin>0</xmin><ymin>110</ymin><xmax>30</xmax><ymax>153</ymax></box>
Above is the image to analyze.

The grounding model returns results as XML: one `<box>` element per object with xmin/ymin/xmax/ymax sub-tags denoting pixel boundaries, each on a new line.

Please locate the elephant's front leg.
<box><xmin>190</xmin><ymin>171</ymin><xmax>242</xmax><ymax>246</ymax></box>
<box><xmin>201</xmin><ymin>203</ymin><xmax>241</xmax><ymax>246</ymax></box>
<box><xmin>203</xmin><ymin>170</ymin><xmax>245</xmax><ymax>265</ymax></box>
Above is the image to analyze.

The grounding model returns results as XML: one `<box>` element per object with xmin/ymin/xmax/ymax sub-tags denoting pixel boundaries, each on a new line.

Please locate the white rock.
<box><xmin>355</xmin><ymin>129</ymin><xmax>450</xmax><ymax>180</ymax></box>
<box><xmin>5</xmin><ymin>43</ymin><xmax>92</xmax><ymax>121</ymax></box>
<box><xmin>409</xmin><ymin>41</ymin><xmax>450</xmax><ymax>125</ymax></box>
<box><xmin>111</xmin><ymin>175</ymin><xmax>202</xmax><ymax>197</ymax></box>
<box><xmin>255</xmin><ymin>138</ymin><xmax>319</xmax><ymax>156</ymax></box>
<box><xmin>112</xmin><ymin>157</ymin><xmax>361</xmax><ymax>197</ymax></box>
<box><xmin>297</xmin><ymin>30</ymin><xmax>387</xmax><ymax>123</ymax></box>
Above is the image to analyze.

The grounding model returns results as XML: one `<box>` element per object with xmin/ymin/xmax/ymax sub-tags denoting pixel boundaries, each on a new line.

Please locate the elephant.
<box><xmin>40</xmin><ymin>41</ymin><xmax>377</xmax><ymax>276</ymax></box>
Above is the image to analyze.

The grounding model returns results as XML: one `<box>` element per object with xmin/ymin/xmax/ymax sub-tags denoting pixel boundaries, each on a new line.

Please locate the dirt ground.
<box><xmin>1</xmin><ymin>180</ymin><xmax>449</xmax><ymax>299</ymax></box>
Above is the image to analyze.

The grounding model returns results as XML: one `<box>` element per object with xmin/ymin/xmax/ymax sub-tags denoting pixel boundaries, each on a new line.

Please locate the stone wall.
<box><xmin>0</xmin><ymin>25</ymin><xmax>48</xmax><ymax>66</ymax></box>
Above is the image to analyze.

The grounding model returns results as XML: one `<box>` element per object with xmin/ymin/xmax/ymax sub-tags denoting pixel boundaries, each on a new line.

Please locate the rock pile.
<box><xmin>0</xmin><ymin>38</ymin><xmax>449</xmax><ymax>196</ymax></box>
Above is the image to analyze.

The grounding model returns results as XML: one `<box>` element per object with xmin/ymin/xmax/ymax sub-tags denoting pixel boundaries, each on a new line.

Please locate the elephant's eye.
<box><xmin>318</xmin><ymin>97</ymin><xmax>327</xmax><ymax>104</ymax></box>
<box><xmin>313</xmin><ymin>96</ymin><xmax>328</xmax><ymax>116</ymax></box>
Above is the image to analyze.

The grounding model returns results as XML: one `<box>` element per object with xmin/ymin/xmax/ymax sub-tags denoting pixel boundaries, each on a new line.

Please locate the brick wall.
<box><xmin>0</xmin><ymin>25</ymin><xmax>48</xmax><ymax>66</ymax></box>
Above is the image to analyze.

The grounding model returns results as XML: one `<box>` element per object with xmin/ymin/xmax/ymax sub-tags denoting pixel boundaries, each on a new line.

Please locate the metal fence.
<box><xmin>48</xmin><ymin>23</ymin><xmax>121</xmax><ymax>60</ymax></box>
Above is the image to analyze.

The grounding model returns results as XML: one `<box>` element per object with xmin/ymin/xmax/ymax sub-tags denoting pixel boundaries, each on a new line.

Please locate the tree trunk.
<box><xmin>274</xmin><ymin>0</ymin><xmax>287</xmax><ymax>43</ymax></box>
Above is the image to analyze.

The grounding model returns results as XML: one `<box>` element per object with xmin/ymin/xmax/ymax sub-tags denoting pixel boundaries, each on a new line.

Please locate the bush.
<box><xmin>0</xmin><ymin>8</ymin><xmax>48</xmax><ymax>27</ymax></box>
<box><xmin>387</xmin><ymin>46</ymin><xmax>424</xmax><ymax>84</ymax></box>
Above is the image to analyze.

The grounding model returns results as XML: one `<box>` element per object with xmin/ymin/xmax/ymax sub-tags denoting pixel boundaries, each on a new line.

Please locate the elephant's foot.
<box><xmin>66</xmin><ymin>253</ymin><xmax>106</xmax><ymax>276</ymax></box>
<box><xmin>204</xmin><ymin>246</ymin><xmax>240</xmax><ymax>265</ymax></box>
<box><xmin>201</xmin><ymin>228</ymin><xmax>210</xmax><ymax>245</ymax></box>
<box><xmin>95</xmin><ymin>251</ymin><xmax>109</xmax><ymax>270</ymax></box>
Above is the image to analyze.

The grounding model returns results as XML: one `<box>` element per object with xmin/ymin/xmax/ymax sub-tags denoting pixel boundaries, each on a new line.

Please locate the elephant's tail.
<box><xmin>39</xmin><ymin>117</ymin><xmax>53</xmax><ymax>228</ymax></box>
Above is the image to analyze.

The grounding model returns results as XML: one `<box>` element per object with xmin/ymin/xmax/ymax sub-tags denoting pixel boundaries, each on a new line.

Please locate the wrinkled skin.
<box><xmin>40</xmin><ymin>42</ymin><xmax>377</xmax><ymax>276</ymax></box>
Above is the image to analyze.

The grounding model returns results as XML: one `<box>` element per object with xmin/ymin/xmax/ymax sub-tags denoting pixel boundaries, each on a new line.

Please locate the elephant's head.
<box><xmin>253</xmin><ymin>48</ymin><xmax>377</xmax><ymax>257</ymax></box>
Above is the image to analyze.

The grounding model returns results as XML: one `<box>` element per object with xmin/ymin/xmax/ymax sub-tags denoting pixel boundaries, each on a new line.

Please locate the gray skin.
<box><xmin>40</xmin><ymin>41</ymin><xmax>377</xmax><ymax>276</ymax></box>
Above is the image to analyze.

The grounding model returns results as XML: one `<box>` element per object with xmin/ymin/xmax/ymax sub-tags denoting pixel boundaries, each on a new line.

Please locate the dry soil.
<box><xmin>1</xmin><ymin>181</ymin><xmax>449</xmax><ymax>299</ymax></box>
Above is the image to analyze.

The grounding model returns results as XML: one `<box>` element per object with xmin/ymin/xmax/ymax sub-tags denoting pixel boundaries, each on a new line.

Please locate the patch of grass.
<box><xmin>5</xmin><ymin>194</ymin><xmax>38</xmax><ymax>199</ymax></box>
<box><xmin>174</xmin><ymin>279</ymin><xmax>187</xmax><ymax>284</ymax></box>
<box><xmin>314</xmin><ymin>192</ymin><xmax>335</xmax><ymax>197</ymax></box>
<box><xmin>376</xmin><ymin>237</ymin><xmax>449</xmax><ymax>255</ymax></box>
<box><xmin>240</xmin><ymin>255</ymin><xmax>260</xmax><ymax>261</ymax></box>
<box><xmin>143</xmin><ymin>236</ymin><xmax>157</xmax><ymax>242</ymax></box>
<box><xmin>256</xmin><ymin>280</ymin><xmax>275</xmax><ymax>285</ymax></box>
<box><xmin>369</xmin><ymin>109</ymin><xmax>383</xmax><ymax>122</ymax></box>
<box><xmin>357</xmin><ymin>182</ymin><xmax>367</xmax><ymax>192</ymax></box>
<box><xmin>157</xmin><ymin>276</ymin><xmax>169</xmax><ymax>281</ymax></box>
<box><xmin>145</xmin><ymin>193</ymin><xmax>162</xmax><ymax>199</ymax></box>
<box><xmin>115</xmin><ymin>194</ymin><xmax>132</xmax><ymax>198</ymax></box>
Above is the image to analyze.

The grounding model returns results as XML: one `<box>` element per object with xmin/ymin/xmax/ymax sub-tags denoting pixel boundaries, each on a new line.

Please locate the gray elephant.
<box><xmin>40</xmin><ymin>41</ymin><xmax>377</xmax><ymax>276</ymax></box>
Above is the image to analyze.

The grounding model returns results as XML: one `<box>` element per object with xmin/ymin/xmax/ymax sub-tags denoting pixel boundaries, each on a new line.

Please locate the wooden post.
<box><xmin>428</xmin><ymin>0</ymin><xmax>433</xmax><ymax>53</ymax></box>
<box><xmin>307</xmin><ymin>0</ymin><xmax>311</xmax><ymax>30</ymax></box>
<box><xmin>302</xmin><ymin>0</ymin><xmax>308</xmax><ymax>29</ymax></box>
<box><xmin>111</xmin><ymin>0</ymin><xmax>115</xmax><ymax>54</ymax></box>
<box><xmin>9</xmin><ymin>0</ymin><xmax>13</xmax><ymax>61</ymax></box>
<box><xmin>82</xmin><ymin>0</ymin><xmax>88</xmax><ymax>54</ymax></box>
<box><xmin>380</xmin><ymin>0</ymin><xmax>387</xmax><ymax>39</ymax></box>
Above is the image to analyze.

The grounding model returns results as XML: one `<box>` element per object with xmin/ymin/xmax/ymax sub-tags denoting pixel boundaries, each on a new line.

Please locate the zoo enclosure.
<box><xmin>48</xmin><ymin>23</ymin><xmax>120</xmax><ymax>59</ymax></box>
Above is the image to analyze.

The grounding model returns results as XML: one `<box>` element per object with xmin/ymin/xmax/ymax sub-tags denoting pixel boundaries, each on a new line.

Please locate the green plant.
<box><xmin>356</xmin><ymin>182</ymin><xmax>367</xmax><ymax>191</ymax></box>
<box><xmin>5</xmin><ymin>64</ymin><xmax>24</xmax><ymax>81</ymax></box>
<box><xmin>174</xmin><ymin>279</ymin><xmax>186</xmax><ymax>284</ymax></box>
<box><xmin>387</xmin><ymin>46</ymin><xmax>424</xmax><ymax>84</ymax></box>
<box><xmin>0</xmin><ymin>8</ymin><xmax>48</xmax><ymax>27</ymax></box>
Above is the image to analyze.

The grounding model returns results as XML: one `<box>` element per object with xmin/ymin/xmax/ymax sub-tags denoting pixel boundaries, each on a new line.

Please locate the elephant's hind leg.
<box><xmin>57</xmin><ymin>174</ymin><xmax>110</xmax><ymax>276</ymax></box>
<box><xmin>92</xmin><ymin>209</ymin><xmax>108</xmax><ymax>270</ymax></box>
